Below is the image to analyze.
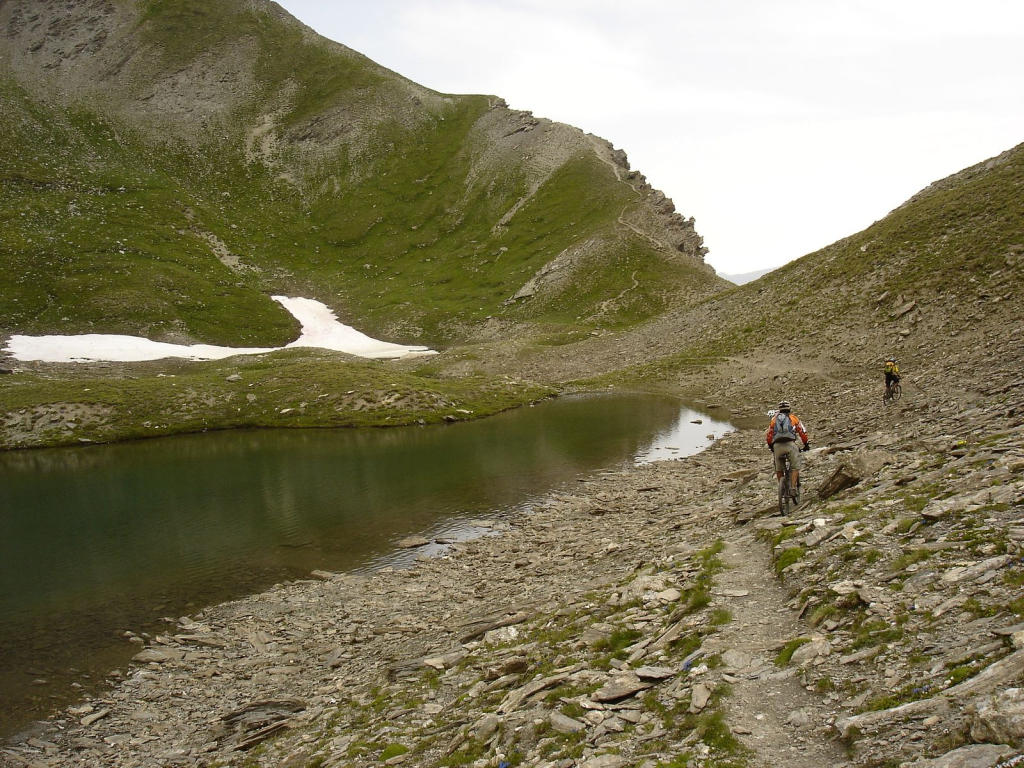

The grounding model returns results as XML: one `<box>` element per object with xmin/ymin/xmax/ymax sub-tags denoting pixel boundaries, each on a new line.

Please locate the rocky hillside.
<box><xmin>3</xmin><ymin>349</ymin><xmax>1021</xmax><ymax>768</ymax></box>
<box><xmin>0</xmin><ymin>0</ymin><xmax>719</xmax><ymax>352</ymax></box>
<box><xmin>445</xmin><ymin>140</ymin><xmax>1023</xmax><ymax>401</ymax></box>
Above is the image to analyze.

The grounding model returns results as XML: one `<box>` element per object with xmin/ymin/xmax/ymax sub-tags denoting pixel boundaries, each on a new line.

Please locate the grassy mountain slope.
<box><xmin>634</xmin><ymin>141</ymin><xmax>1024</xmax><ymax>389</ymax></box>
<box><xmin>0</xmin><ymin>0</ymin><xmax>720</xmax><ymax>354</ymax></box>
<box><xmin>460</xmin><ymin>141</ymin><xmax>1022</xmax><ymax>401</ymax></box>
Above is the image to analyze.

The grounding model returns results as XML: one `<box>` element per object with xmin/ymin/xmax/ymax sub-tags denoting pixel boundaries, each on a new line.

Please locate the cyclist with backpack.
<box><xmin>766</xmin><ymin>401</ymin><xmax>810</xmax><ymax>502</ymax></box>
<box><xmin>884</xmin><ymin>357</ymin><xmax>901</xmax><ymax>399</ymax></box>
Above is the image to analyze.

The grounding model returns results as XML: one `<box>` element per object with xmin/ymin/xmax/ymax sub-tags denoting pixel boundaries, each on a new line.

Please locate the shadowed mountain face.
<box><xmin>0</xmin><ymin>0</ymin><xmax>721</xmax><ymax>350</ymax></box>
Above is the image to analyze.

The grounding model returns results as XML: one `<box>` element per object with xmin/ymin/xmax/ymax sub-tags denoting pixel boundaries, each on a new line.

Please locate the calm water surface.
<box><xmin>0</xmin><ymin>394</ymin><xmax>732</xmax><ymax>737</ymax></box>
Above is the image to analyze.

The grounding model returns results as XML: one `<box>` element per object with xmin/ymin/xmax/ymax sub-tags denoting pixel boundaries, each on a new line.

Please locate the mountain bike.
<box><xmin>777</xmin><ymin>453</ymin><xmax>801</xmax><ymax>515</ymax></box>
<box><xmin>883</xmin><ymin>380</ymin><xmax>902</xmax><ymax>406</ymax></box>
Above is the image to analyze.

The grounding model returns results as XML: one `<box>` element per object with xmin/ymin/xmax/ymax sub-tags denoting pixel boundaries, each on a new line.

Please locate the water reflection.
<box><xmin>0</xmin><ymin>393</ymin><xmax>729</xmax><ymax>737</ymax></box>
<box><xmin>635</xmin><ymin>407</ymin><xmax>735</xmax><ymax>464</ymax></box>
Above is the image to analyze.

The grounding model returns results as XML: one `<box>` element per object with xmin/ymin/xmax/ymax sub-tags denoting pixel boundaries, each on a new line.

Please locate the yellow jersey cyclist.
<box><xmin>884</xmin><ymin>357</ymin><xmax>901</xmax><ymax>398</ymax></box>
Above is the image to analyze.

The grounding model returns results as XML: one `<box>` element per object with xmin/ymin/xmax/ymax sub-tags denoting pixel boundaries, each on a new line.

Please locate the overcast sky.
<box><xmin>275</xmin><ymin>0</ymin><xmax>1024</xmax><ymax>275</ymax></box>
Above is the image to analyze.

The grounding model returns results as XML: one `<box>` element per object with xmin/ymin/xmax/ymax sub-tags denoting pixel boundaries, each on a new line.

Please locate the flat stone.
<box><xmin>550</xmin><ymin>711</ymin><xmax>587</xmax><ymax>734</ymax></box>
<box><xmin>579</xmin><ymin>756</ymin><xmax>627</xmax><ymax>768</ymax></box>
<box><xmin>829</xmin><ymin>580</ymin><xmax>863</xmax><ymax>596</ymax></box>
<box><xmin>81</xmin><ymin>708</ymin><xmax>110</xmax><ymax>727</ymax></box>
<box><xmin>422</xmin><ymin>649</ymin><xmax>467</xmax><ymax>670</ymax></box>
<box><xmin>397</xmin><ymin>536</ymin><xmax>430</xmax><ymax>549</ymax></box>
<box><xmin>721</xmin><ymin>649</ymin><xmax>752</xmax><ymax>670</ymax></box>
<box><xmin>714</xmin><ymin>588</ymin><xmax>750</xmax><ymax>597</ymax></box>
<box><xmin>994</xmin><ymin>621</ymin><xmax>1024</xmax><ymax>637</ymax></box>
<box><xmin>592</xmin><ymin>673</ymin><xmax>651</xmax><ymax>703</ymax></box>
<box><xmin>133</xmin><ymin>648</ymin><xmax>184</xmax><ymax>664</ymax></box>
<box><xmin>635</xmin><ymin>665</ymin><xmax>676</xmax><ymax>681</ymax></box>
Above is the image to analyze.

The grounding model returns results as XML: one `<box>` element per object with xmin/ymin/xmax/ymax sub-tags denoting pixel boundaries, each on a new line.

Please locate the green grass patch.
<box><xmin>863</xmin><ymin>681</ymin><xmax>934</xmax><ymax>712</ymax></box>
<box><xmin>775</xmin><ymin>546</ymin><xmax>806</xmax><ymax>575</ymax></box>
<box><xmin>775</xmin><ymin>637</ymin><xmax>812</xmax><ymax>667</ymax></box>
<box><xmin>709</xmin><ymin>608</ymin><xmax>733</xmax><ymax>626</ymax></box>
<box><xmin>889</xmin><ymin>549</ymin><xmax>933</xmax><ymax>572</ymax></box>
<box><xmin>851</xmin><ymin>617</ymin><xmax>905</xmax><ymax>650</ymax></box>
<box><xmin>772</xmin><ymin>525</ymin><xmax>799</xmax><ymax>546</ymax></box>
<box><xmin>0</xmin><ymin>349</ymin><xmax>555</xmax><ymax>449</ymax></box>
<box><xmin>379</xmin><ymin>744</ymin><xmax>409</xmax><ymax>760</ymax></box>
<box><xmin>593</xmin><ymin>628</ymin><xmax>643</xmax><ymax>656</ymax></box>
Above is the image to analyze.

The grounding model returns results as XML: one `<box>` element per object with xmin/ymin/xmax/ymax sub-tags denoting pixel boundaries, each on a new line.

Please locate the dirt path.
<box><xmin>708</xmin><ymin>531</ymin><xmax>845</xmax><ymax>767</ymax></box>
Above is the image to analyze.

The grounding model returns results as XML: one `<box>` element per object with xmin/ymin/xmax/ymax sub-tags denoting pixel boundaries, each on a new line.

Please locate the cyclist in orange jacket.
<box><xmin>766</xmin><ymin>401</ymin><xmax>810</xmax><ymax>501</ymax></box>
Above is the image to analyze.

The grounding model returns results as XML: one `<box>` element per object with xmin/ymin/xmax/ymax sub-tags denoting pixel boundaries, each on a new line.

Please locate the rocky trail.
<box><xmin>707</xmin><ymin>533</ymin><xmax>844</xmax><ymax>767</ymax></box>
<box><xmin>3</xmin><ymin>355</ymin><xmax>1022</xmax><ymax>768</ymax></box>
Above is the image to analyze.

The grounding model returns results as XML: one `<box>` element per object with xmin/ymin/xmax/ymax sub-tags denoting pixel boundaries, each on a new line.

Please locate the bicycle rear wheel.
<box><xmin>778</xmin><ymin>459</ymin><xmax>791</xmax><ymax>515</ymax></box>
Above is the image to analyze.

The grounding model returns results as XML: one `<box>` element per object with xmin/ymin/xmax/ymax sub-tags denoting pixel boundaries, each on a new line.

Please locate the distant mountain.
<box><xmin>0</xmin><ymin>0</ymin><xmax>721</xmax><ymax>350</ymax></box>
<box><xmin>717</xmin><ymin>268</ymin><xmax>773</xmax><ymax>285</ymax></box>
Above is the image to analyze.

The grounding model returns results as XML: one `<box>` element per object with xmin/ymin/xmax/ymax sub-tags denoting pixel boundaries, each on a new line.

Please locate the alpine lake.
<box><xmin>0</xmin><ymin>393</ymin><xmax>735</xmax><ymax>738</ymax></box>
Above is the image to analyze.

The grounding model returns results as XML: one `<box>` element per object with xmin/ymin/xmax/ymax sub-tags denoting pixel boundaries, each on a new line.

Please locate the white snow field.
<box><xmin>2</xmin><ymin>296</ymin><xmax>436</xmax><ymax>363</ymax></box>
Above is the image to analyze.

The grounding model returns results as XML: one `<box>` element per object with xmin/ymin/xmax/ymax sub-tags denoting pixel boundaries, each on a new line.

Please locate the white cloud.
<box><xmin>277</xmin><ymin>0</ymin><xmax>1024</xmax><ymax>273</ymax></box>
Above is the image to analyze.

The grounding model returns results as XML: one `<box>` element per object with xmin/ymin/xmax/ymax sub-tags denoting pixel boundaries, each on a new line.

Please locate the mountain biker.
<box><xmin>766</xmin><ymin>401</ymin><xmax>810</xmax><ymax>501</ymax></box>
<box><xmin>884</xmin><ymin>357</ymin><xmax>901</xmax><ymax>397</ymax></box>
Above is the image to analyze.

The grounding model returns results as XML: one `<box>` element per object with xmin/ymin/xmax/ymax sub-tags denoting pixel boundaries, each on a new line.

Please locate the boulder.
<box><xmin>817</xmin><ymin>450</ymin><xmax>891</xmax><ymax>500</ymax></box>
<box><xmin>900</xmin><ymin>744</ymin><xmax>1015</xmax><ymax>767</ymax></box>
<box><xmin>472</xmin><ymin>713</ymin><xmax>501</xmax><ymax>740</ymax></box>
<box><xmin>971</xmin><ymin>688</ymin><xmax>1024</xmax><ymax>747</ymax></box>
<box><xmin>689</xmin><ymin>683</ymin><xmax>712</xmax><ymax>713</ymax></box>
<box><xmin>786</xmin><ymin>708</ymin><xmax>813</xmax><ymax>728</ymax></box>
<box><xmin>790</xmin><ymin>636</ymin><xmax>832</xmax><ymax>667</ymax></box>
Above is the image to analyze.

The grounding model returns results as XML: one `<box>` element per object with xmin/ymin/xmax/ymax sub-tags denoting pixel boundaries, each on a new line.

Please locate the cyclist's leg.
<box><xmin>786</xmin><ymin>442</ymin><xmax>801</xmax><ymax>496</ymax></box>
<box><xmin>772</xmin><ymin>444</ymin><xmax>786</xmax><ymax>480</ymax></box>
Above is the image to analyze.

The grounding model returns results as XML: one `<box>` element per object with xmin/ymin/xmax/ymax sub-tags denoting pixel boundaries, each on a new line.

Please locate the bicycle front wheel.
<box><xmin>892</xmin><ymin>383</ymin><xmax>902</xmax><ymax>402</ymax></box>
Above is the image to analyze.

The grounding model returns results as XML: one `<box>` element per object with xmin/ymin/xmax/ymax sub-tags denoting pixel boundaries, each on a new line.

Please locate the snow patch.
<box><xmin>2</xmin><ymin>297</ymin><xmax>437</xmax><ymax>363</ymax></box>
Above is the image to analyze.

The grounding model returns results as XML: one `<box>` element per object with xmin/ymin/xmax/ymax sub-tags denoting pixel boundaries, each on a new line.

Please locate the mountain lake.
<box><xmin>0</xmin><ymin>393</ymin><xmax>733</xmax><ymax>738</ymax></box>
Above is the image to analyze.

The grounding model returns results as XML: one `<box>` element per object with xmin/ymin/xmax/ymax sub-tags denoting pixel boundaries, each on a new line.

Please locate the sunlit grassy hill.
<box><xmin>0</xmin><ymin>0</ymin><xmax>720</xmax><ymax>351</ymax></box>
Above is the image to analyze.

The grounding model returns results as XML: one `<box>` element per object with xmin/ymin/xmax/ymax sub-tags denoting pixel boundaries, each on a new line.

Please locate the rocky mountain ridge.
<box><xmin>0</xmin><ymin>0</ymin><xmax>717</xmax><ymax>356</ymax></box>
